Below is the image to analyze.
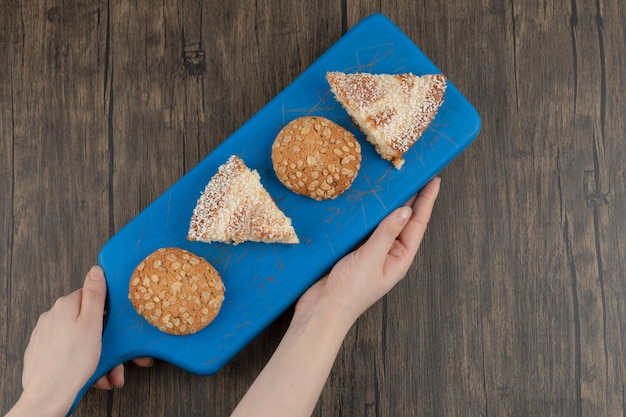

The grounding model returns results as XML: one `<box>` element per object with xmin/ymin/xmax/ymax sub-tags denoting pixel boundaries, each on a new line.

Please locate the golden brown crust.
<box><xmin>128</xmin><ymin>247</ymin><xmax>225</xmax><ymax>335</ymax></box>
<box><xmin>326</xmin><ymin>72</ymin><xmax>446</xmax><ymax>169</ymax></box>
<box><xmin>271</xmin><ymin>116</ymin><xmax>361</xmax><ymax>200</ymax></box>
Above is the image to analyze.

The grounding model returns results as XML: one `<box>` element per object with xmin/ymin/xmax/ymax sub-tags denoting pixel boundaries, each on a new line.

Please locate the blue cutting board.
<box><xmin>69</xmin><ymin>13</ymin><xmax>480</xmax><ymax>414</ymax></box>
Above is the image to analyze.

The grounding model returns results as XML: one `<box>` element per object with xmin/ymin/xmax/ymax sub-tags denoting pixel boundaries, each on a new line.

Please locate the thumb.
<box><xmin>360</xmin><ymin>206</ymin><xmax>412</xmax><ymax>261</ymax></box>
<box><xmin>79</xmin><ymin>266</ymin><xmax>107</xmax><ymax>325</ymax></box>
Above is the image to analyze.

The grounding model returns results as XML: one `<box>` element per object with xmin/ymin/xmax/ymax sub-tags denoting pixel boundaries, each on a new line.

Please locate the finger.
<box><xmin>132</xmin><ymin>357</ymin><xmax>154</xmax><ymax>368</ymax></box>
<box><xmin>108</xmin><ymin>363</ymin><xmax>125</xmax><ymax>388</ymax></box>
<box><xmin>78</xmin><ymin>266</ymin><xmax>107</xmax><ymax>325</ymax></box>
<box><xmin>397</xmin><ymin>177</ymin><xmax>441</xmax><ymax>255</ymax></box>
<box><xmin>92</xmin><ymin>373</ymin><xmax>114</xmax><ymax>390</ymax></box>
<box><xmin>92</xmin><ymin>364</ymin><xmax>124</xmax><ymax>390</ymax></box>
<box><xmin>411</xmin><ymin>177</ymin><xmax>441</xmax><ymax>222</ymax></box>
<box><xmin>360</xmin><ymin>205</ymin><xmax>413</xmax><ymax>262</ymax></box>
<box><xmin>403</xmin><ymin>193</ymin><xmax>418</xmax><ymax>208</ymax></box>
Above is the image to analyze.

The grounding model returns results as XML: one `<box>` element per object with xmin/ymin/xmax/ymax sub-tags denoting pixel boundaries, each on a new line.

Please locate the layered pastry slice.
<box><xmin>326</xmin><ymin>71</ymin><xmax>447</xmax><ymax>169</ymax></box>
<box><xmin>188</xmin><ymin>155</ymin><xmax>299</xmax><ymax>245</ymax></box>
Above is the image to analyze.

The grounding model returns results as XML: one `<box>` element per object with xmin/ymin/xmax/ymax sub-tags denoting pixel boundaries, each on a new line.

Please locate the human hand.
<box><xmin>6</xmin><ymin>266</ymin><xmax>152</xmax><ymax>417</ymax></box>
<box><xmin>232</xmin><ymin>178</ymin><xmax>440</xmax><ymax>417</ymax></box>
<box><xmin>6</xmin><ymin>266</ymin><xmax>107</xmax><ymax>417</ymax></box>
<box><xmin>294</xmin><ymin>177</ymin><xmax>441</xmax><ymax>329</ymax></box>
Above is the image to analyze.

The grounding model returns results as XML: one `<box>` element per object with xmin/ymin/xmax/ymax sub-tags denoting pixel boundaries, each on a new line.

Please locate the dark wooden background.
<box><xmin>2</xmin><ymin>0</ymin><xmax>625</xmax><ymax>416</ymax></box>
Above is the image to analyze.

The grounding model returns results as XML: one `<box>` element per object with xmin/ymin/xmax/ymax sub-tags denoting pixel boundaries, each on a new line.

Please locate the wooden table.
<box><xmin>2</xmin><ymin>1</ymin><xmax>625</xmax><ymax>416</ymax></box>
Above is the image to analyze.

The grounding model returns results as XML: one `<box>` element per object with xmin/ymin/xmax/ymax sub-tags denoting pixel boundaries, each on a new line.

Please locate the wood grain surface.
<box><xmin>2</xmin><ymin>0</ymin><xmax>626</xmax><ymax>416</ymax></box>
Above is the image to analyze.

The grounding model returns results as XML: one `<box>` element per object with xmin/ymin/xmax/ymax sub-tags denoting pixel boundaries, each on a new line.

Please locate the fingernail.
<box><xmin>397</xmin><ymin>206</ymin><xmax>412</xmax><ymax>223</ymax></box>
<box><xmin>89</xmin><ymin>266</ymin><xmax>104</xmax><ymax>280</ymax></box>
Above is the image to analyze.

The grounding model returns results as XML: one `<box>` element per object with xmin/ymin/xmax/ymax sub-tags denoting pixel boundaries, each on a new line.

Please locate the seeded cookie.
<box><xmin>128</xmin><ymin>247</ymin><xmax>225</xmax><ymax>336</ymax></box>
<box><xmin>271</xmin><ymin>116</ymin><xmax>361</xmax><ymax>200</ymax></box>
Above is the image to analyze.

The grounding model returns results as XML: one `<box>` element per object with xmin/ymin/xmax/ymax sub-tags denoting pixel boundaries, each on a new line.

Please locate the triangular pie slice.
<box><xmin>188</xmin><ymin>155</ymin><xmax>299</xmax><ymax>245</ymax></box>
<box><xmin>326</xmin><ymin>71</ymin><xmax>446</xmax><ymax>169</ymax></box>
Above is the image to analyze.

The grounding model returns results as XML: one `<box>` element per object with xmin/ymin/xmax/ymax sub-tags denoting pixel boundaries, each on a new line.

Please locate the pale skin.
<box><xmin>5</xmin><ymin>177</ymin><xmax>440</xmax><ymax>417</ymax></box>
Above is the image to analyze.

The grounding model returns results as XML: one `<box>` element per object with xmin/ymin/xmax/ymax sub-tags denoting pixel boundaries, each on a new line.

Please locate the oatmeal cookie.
<box><xmin>128</xmin><ymin>247</ymin><xmax>225</xmax><ymax>335</ymax></box>
<box><xmin>271</xmin><ymin>116</ymin><xmax>361</xmax><ymax>200</ymax></box>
